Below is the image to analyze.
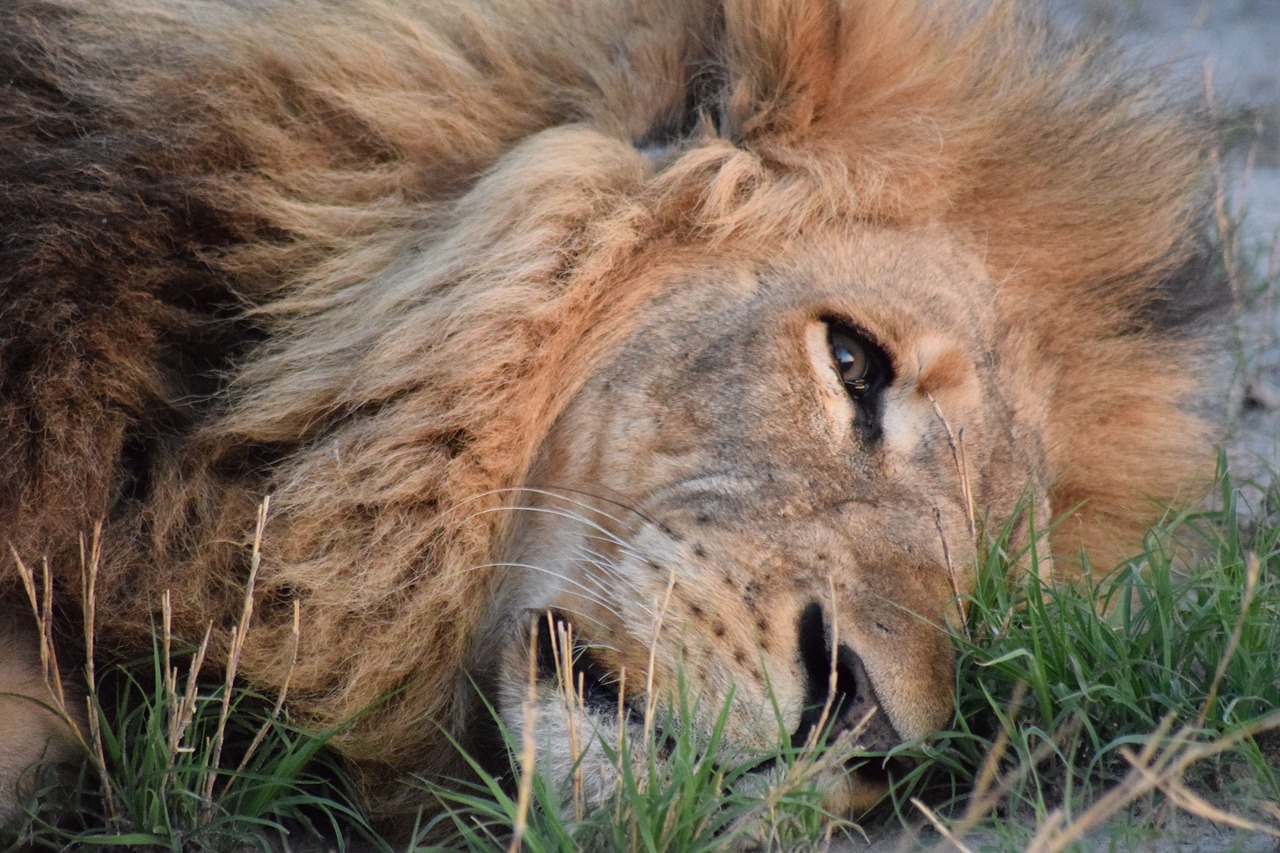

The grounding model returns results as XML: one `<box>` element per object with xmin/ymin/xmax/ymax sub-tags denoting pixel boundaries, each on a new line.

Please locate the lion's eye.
<box><xmin>828</xmin><ymin>326</ymin><xmax>881</xmax><ymax>397</ymax></box>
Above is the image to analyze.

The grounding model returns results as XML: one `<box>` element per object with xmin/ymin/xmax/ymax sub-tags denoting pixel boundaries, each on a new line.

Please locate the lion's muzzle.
<box><xmin>501</xmin><ymin>595</ymin><xmax>921</xmax><ymax>817</ymax></box>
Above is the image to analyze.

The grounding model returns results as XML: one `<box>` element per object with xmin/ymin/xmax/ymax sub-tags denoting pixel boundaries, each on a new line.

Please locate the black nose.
<box><xmin>792</xmin><ymin>602</ymin><xmax>898</xmax><ymax>752</ymax></box>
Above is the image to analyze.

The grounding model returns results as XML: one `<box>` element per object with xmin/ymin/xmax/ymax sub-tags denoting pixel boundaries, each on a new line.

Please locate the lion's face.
<box><xmin>480</xmin><ymin>225</ymin><xmax>1047</xmax><ymax>810</ymax></box>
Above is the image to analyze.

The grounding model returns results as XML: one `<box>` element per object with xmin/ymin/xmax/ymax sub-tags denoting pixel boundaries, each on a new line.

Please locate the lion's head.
<box><xmin>491</xmin><ymin>225</ymin><xmax>1045</xmax><ymax>809</ymax></box>
<box><xmin>0</xmin><ymin>0</ymin><xmax>1223</xmax><ymax>826</ymax></box>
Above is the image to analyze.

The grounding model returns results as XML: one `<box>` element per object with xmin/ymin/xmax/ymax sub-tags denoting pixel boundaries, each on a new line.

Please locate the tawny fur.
<box><xmin>1</xmin><ymin>0</ymin><xmax>1222</xmax><ymax>822</ymax></box>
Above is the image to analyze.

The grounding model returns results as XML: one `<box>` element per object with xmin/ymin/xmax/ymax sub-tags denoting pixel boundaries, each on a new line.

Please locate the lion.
<box><xmin>0</xmin><ymin>0</ymin><xmax>1225</xmax><ymax>831</ymax></box>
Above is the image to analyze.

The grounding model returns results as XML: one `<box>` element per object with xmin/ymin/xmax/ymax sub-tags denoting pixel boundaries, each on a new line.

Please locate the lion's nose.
<box><xmin>791</xmin><ymin>602</ymin><xmax>898</xmax><ymax>752</ymax></box>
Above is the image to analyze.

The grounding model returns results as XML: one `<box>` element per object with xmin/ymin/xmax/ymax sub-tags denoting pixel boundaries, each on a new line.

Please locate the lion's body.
<box><xmin>0</xmin><ymin>0</ymin><xmax>1223</xmax><ymax>824</ymax></box>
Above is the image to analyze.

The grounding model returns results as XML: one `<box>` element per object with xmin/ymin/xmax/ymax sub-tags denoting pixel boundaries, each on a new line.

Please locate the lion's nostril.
<box><xmin>792</xmin><ymin>602</ymin><xmax>898</xmax><ymax>752</ymax></box>
<box><xmin>796</xmin><ymin>602</ymin><xmax>830</xmax><ymax>703</ymax></box>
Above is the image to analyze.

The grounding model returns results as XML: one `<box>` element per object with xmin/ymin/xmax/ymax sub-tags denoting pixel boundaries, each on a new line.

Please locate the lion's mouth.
<box><xmin>533</xmin><ymin>610</ymin><xmax>642</xmax><ymax>724</ymax></box>
<box><xmin>526</xmin><ymin>608</ymin><xmax>911</xmax><ymax>788</ymax></box>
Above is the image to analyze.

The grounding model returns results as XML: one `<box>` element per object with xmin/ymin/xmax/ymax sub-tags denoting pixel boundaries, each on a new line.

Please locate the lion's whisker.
<box><xmin>456</xmin><ymin>486</ymin><xmax>651</xmax><ymax>536</ymax></box>
<box><xmin>458</xmin><ymin>561</ymin><xmax>625</xmax><ymax>622</ymax></box>
<box><xmin>478</xmin><ymin>485</ymin><xmax>657</xmax><ymax>530</ymax></box>
<box><xmin>461</xmin><ymin>504</ymin><xmax>633</xmax><ymax>553</ymax></box>
<box><xmin>572</xmin><ymin>547</ymin><xmax>653</xmax><ymax>617</ymax></box>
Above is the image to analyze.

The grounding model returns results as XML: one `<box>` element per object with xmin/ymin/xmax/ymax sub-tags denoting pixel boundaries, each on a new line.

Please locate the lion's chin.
<box><xmin>494</xmin><ymin>610</ymin><xmax>911</xmax><ymax>821</ymax></box>
<box><xmin>510</xmin><ymin>691</ymin><xmax>898</xmax><ymax>819</ymax></box>
<box><xmin>500</xmin><ymin>655</ymin><xmax>903</xmax><ymax>822</ymax></box>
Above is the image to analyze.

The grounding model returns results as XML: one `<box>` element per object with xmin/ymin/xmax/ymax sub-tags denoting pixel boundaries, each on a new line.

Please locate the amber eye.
<box><xmin>828</xmin><ymin>326</ymin><xmax>880</xmax><ymax>397</ymax></box>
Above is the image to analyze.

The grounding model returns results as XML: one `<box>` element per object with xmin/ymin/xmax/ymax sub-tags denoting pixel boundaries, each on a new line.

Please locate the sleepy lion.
<box><xmin>0</xmin><ymin>0</ymin><xmax>1224</xmax><ymax>830</ymax></box>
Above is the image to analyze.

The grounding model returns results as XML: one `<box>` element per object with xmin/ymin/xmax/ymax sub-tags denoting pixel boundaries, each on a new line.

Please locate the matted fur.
<box><xmin>1</xmin><ymin>0</ymin><xmax>1223</xmax><ymax>823</ymax></box>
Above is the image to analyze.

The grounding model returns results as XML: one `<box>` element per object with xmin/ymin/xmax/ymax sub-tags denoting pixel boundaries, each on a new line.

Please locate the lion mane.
<box><xmin>1</xmin><ymin>0</ymin><xmax>1223</xmax><ymax>822</ymax></box>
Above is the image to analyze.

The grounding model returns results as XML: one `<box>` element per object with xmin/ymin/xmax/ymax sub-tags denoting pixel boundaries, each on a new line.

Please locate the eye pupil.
<box><xmin>828</xmin><ymin>327</ymin><xmax>880</xmax><ymax>398</ymax></box>
<box><xmin>834</xmin><ymin>344</ymin><xmax>860</xmax><ymax>373</ymax></box>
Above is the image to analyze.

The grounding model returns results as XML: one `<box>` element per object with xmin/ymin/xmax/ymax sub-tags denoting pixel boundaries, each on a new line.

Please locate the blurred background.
<box><xmin>1054</xmin><ymin>0</ymin><xmax>1280</xmax><ymax>512</ymax></box>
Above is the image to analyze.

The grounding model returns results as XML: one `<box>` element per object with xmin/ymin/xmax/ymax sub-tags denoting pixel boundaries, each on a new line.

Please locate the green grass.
<box><xmin>4</xmin><ymin>470</ymin><xmax>1277</xmax><ymax>852</ymax></box>
<box><xmin>3</xmin><ymin>613</ymin><xmax>378</xmax><ymax>852</ymax></box>
<box><xmin>413</xmin><ymin>684</ymin><xmax>851</xmax><ymax>852</ymax></box>
<box><xmin>884</xmin><ymin>469</ymin><xmax>1280</xmax><ymax>849</ymax></box>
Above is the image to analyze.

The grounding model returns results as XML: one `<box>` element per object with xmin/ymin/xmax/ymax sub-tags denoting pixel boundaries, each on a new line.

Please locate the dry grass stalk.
<box><xmin>735</xmin><ymin>717</ymin><xmax>870</xmax><ymax>848</ymax></box>
<box><xmin>641</xmin><ymin>571</ymin><xmax>677</xmax><ymax>752</ymax></box>
<box><xmin>802</xmin><ymin>577</ymin><xmax>843</xmax><ymax>753</ymax></box>
<box><xmin>12</xmin><ymin>547</ymin><xmax>113</xmax><ymax>810</ymax></box>
<box><xmin>947</xmin><ymin>543</ymin><xmax>1276</xmax><ymax>848</ymax></box>
<box><xmin>232</xmin><ymin>598</ymin><xmax>302</xmax><ymax>782</ymax></box>
<box><xmin>966</xmin><ymin>682</ymin><xmax>1027</xmax><ymax>807</ymax></box>
<box><xmin>12</xmin><ymin>552</ymin><xmax>65</xmax><ymax>714</ymax></box>
<box><xmin>552</xmin><ymin>616</ymin><xmax>586</xmax><ymax>820</ymax></box>
<box><xmin>1023</xmin><ymin>713</ymin><xmax>1175</xmax><ymax>852</ymax></box>
<box><xmin>617</xmin><ymin>571</ymin><xmax>677</xmax><ymax>849</ymax></box>
<box><xmin>12</xmin><ymin>535</ymin><xmax>129</xmax><ymax>819</ymax></box>
<box><xmin>925</xmin><ymin>393</ymin><xmax>975</xmax><ymax>632</ymax></box>
<box><xmin>508</xmin><ymin>619</ymin><xmax>540</xmax><ymax>853</ymax></box>
<box><xmin>200</xmin><ymin>495</ymin><xmax>269</xmax><ymax>818</ymax></box>
<box><xmin>77</xmin><ymin>527</ymin><xmax>100</xmax><ymax>730</ymax></box>
<box><xmin>912</xmin><ymin>797</ymin><xmax>976</xmax><ymax>853</ymax></box>
<box><xmin>1024</xmin><ymin>712</ymin><xmax>1280</xmax><ymax>852</ymax></box>
<box><xmin>1014</xmin><ymin>551</ymin><xmax>1279</xmax><ymax>851</ymax></box>
<box><xmin>78</xmin><ymin>527</ymin><xmax>99</xmax><ymax>722</ymax></box>
<box><xmin>1204</xmin><ymin>62</ymin><xmax>1245</xmax><ymax>318</ymax></box>
<box><xmin>726</xmin><ymin>579</ymin><xmax>866</xmax><ymax>846</ymax></box>
<box><xmin>956</xmin><ymin>432</ymin><xmax>974</xmax><ymax>535</ymax></box>
<box><xmin>1133</xmin><ymin>757</ymin><xmax>1272</xmax><ymax>835</ymax></box>
<box><xmin>942</xmin><ymin>712</ymin><xmax>1081</xmax><ymax>843</ymax></box>
<box><xmin>161</xmin><ymin>590</ymin><xmax>213</xmax><ymax>803</ymax></box>
<box><xmin>612</xmin><ymin>663</ymin><xmax>628</xmax><ymax>827</ymax></box>
<box><xmin>75</xmin><ymin>530</ymin><xmax>119</xmax><ymax>819</ymax></box>
<box><xmin>932</xmin><ymin>508</ymin><xmax>969</xmax><ymax>639</ymax></box>
<box><xmin>925</xmin><ymin>393</ymin><xmax>977</xmax><ymax>540</ymax></box>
